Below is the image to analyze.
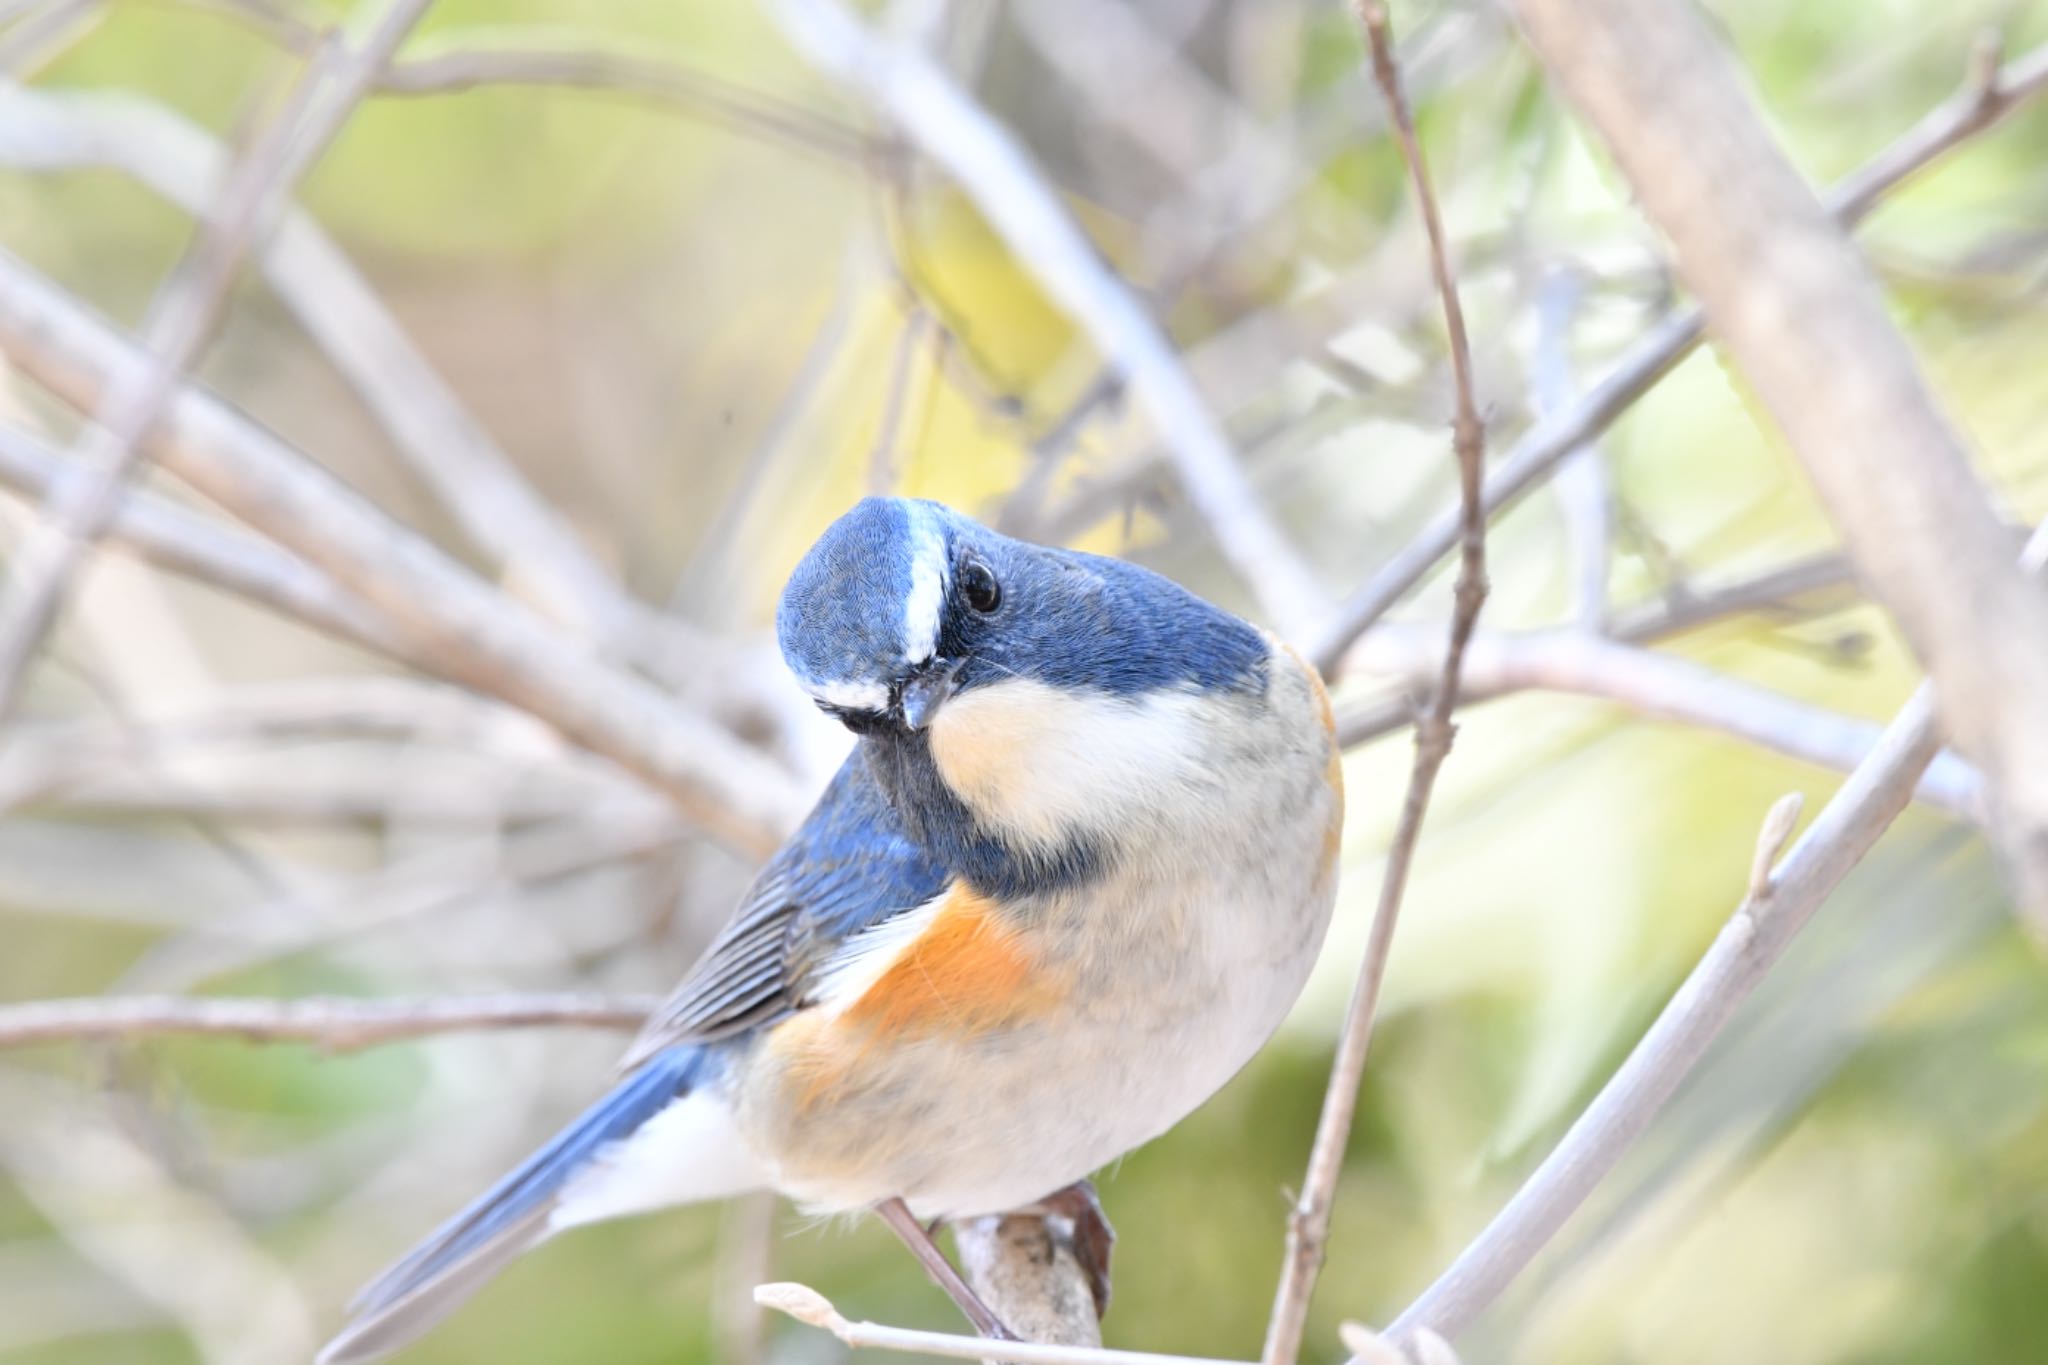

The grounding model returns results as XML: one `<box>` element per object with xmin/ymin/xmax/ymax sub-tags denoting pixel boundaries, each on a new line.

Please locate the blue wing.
<box><xmin>320</xmin><ymin>751</ymin><xmax>945</xmax><ymax>1363</ymax></box>
<box><xmin>319</xmin><ymin>1048</ymin><xmax>708</xmax><ymax>1364</ymax></box>
<box><xmin>619</xmin><ymin>748</ymin><xmax>949</xmax><ymax>1066</ymax></box>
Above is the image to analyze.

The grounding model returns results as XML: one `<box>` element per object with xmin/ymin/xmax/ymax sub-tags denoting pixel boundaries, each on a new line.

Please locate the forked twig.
<box><xmin>1263</xmin><ymin>8</ymin><xmax>1488</xmax><ymax>1362</ymax></box>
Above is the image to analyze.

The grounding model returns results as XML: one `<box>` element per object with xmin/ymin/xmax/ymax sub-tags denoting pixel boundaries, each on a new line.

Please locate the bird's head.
<box><xmin>776</xmin><ymin>497</ymin><xmax>1267</xmax><ymax>739</ymax></box>
<box><xmin>776</xmin><ymin>497</ymin><xmax>1023</xmax><ymax>735</ymax></box>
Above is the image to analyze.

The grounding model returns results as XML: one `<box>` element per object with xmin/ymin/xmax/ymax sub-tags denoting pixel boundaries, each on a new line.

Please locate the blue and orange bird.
<box><xmin>320</xmin><ymin>497</ymin><xmax>1345</xmax><ymax>1361</ymax></box>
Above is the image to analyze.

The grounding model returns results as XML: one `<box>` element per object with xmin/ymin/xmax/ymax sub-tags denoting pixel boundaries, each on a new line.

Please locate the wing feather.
<box><xmin>620</xmin><ymin>751</ymin><xmax>946</xmax><ymax>1066</ymax></box>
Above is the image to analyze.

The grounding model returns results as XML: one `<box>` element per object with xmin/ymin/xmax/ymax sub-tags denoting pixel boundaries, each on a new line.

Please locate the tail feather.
<box><xmin>320</xmin><ymin>1047</ymin><xmax>705</xmax><ymax>1365</ymax></box>
<box><xmin>318</xmin><ymin>1205</ymin><xmax>549</xmax><ymax>1365</ymax></box>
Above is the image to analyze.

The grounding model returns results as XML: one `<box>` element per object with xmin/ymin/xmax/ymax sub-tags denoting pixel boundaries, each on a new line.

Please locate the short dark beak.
<box><xmin>897</xmin><ymin>657</ymin><xmax>964</xmax><ymax>731</ymax></box>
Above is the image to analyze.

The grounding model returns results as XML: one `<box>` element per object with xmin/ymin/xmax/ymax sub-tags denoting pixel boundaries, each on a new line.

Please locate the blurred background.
<box><xmin>2</xmin><ymin>0</ymin><xmax>2047</xmax><ymax>1362</ymax></box>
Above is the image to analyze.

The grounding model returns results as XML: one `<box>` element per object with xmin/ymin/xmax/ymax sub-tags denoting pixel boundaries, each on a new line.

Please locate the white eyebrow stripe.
<box><xmin>901</xmin><ymin>504</ymin><xmax>949</xmax><ymax>665</ymax></box>
<box><xmin>803</xmin><ymin>676</ymin><xmax>891</xmax><ymax>711</ymax></box>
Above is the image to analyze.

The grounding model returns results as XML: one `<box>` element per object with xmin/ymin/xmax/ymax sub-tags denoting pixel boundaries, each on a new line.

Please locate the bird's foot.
<box><xmin>1031</xmin><ymin>1179</ymin><xmax>1115</xmax><ymax>1319</ymax></box>
<box><xmin>873</xmin><ymin>1197</ymin><xmax>1019</xmax><ymax>1341</ymax></box>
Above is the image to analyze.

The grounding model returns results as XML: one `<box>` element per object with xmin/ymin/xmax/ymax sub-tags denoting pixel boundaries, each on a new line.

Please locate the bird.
<box><xmin>319</xmin><ymin>495</ymin><xmax>1344</xmax><ymax>1362</ymax></box>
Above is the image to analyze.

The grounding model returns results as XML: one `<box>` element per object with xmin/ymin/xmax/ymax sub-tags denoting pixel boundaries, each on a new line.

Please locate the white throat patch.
<box><xmin>901</xmin><ymin>504</ymin><xmax>950</xmax><ymax>667</ymax></box>
<box><xmin>803</xmin><ymin>675</ymin><xmax>890</xmax><ymax>712</ymax></box>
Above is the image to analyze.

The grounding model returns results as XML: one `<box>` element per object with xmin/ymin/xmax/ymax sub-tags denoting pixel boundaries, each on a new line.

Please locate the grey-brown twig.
<box><xmin>0</xmin><ymin>0</ymin><xmax>432</xmax><ymax>719</ymax></box>
<box><xmin>1307</xmin><ymin>37</ymin><xmax>2048</xmax><ymax>677</ymax></box>
<box><xmin>1507</xmin><ymin>2</ymin><xmax>2048</xmax><ymax>922</ymax></box>
<box><xmin>0</xmin><ymin>993</ymin><xmax>658</xmax><ymax>1052</ymax></box>
<box><xmin>1263</xmin><ymin>8</ymin><xmax>1487</xmax><ymax>1362</ymax></box>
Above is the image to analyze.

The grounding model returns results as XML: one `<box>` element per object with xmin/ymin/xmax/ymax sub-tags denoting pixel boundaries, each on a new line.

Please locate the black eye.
<box><xmin>959</xmin><ymin>559</ymin><xmax>1002</xmax><ymax>613</ymax></box>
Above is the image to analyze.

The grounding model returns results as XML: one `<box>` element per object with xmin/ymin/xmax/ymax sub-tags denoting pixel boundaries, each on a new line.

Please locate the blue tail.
<box><xmin>319</xmin><ymin>1047</ymin><xmax>705</xmax><ymax>1364</ymax></box>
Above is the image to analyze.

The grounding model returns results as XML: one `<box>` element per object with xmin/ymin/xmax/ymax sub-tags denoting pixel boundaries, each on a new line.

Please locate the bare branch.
<box><xmin>956</xmin><ymin>1213</ymin><xmax>1101</xmax><ymax>1353</ymax></box>
<box><xmin>0</xmin><ymin>992</ymin><xmax>657</xmax><ymax>1051</ymax></box>
<box><xmin>0</xmin><ymin>82</ymin><xmax>777</xmax><ymax>730</ymax></box>
<box><xmin>1334</xmin><ymin>624</ymin><xmax>1981</xmax><ymax>816</ymax></box>
<box><xmin>0</xmin><ymin>422</ymin><xmax>394</xmax><ymax>653</ymax></box>
<box><xmin>124</xmin><ymin>803</ymin><xmax>682</xmax><ymax>992</ymax></box>
<box><xmin>1531</xmin><ymin>268</ymin><xmax>1610</xmax><ymax>629</ymax></box>
<box><xmin>1371</xmin><ymin>517</ymin><xmax>2048</xmax><ymax>1351</ymax></box>
<box><xmin>1606</xmin><ymin>551</ymin><xmax>1856</xmax><ymax>643</ymax></box>
<box><xmin>1264</xmin><ymin>9</ymin><xmax>1488</xmax><ymax>1362</ymax></box>
<box><xmin>763</xmin><ymin>0</ymin><xmax>1328</xmax><ymax>638</ymax></box>
<box><xmin>0</xmin><ymin>248</ymin><xmax>807</xmax><ymax>854</ymax></box>
<box><xmin>755</xmin><ymin>1281</ymin><xmax>1250</xmax><ymax>1365</ymax></box>
<box><xmin>385</xmin><ymin>39</ymin><xmax>884</xmax><ymax>165</ymax></box>
<box><xmin>1379</xmin><ymin>692</ymin><xmax>1941</xmax><ymax>1346</ymax></box>
<box><xmin>1307</xmin><ymin>38</ymin><xmax>2048</xmax><ymax>676</ymax></box>
<box><xmin>0</xmin><ymin>0</ymin><xmax>433</xmax><ymax>718</ymax></box>
<box><xmin>1508</xmin><ymin>1</ymin><xmax>2048</xmax><ymax>920</ymax></box>
<box><xmin>182</xmin><ymin>1</ymin><xmax>883</xmax><ymax>165</ymax></box>
<box><xmin>713</xmin><ymin>1194</ymin><xmax>779</xmax><ymax>1365</ymax></box>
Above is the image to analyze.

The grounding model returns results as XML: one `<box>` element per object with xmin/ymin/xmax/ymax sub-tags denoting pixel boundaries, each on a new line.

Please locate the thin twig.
<box><xmin>1331</xmin><ymin>547</ymin><xmax>1873</xmax><ymax>746</ymax></box>
<box><xmin>1382</xmin><ymin>700</ymin><xmax>1939</xmax><ymax>1345</ymax></box>
<box><xmin>173</xmin><ymin>1</ymin><xmax>883</xmax><ymax>164</ymax></box>
<box><xmin>1369</xmin><ymin>521</ymin><xmax>2048</xmax><ymax>1352</ymax></box>
<box><xmin>714</xmin><ymin>1194</ymin><xmax>778</xmax><ymax>1365</ymax></box>
<box><xmin>0</xmin><ymin>248</ymin><xmax>807</xmax><ymax>855</ymax></box>
<box><xmin>764</xmin><ymin>0</ymin><xmax>1328</xmax><ymax>638</ymax></box>
<box><xmin>1510</xmin><ymin>3</ymin><xmax>2048</xmax><ymax>921</ymax></box>
<box><xmin>0</xmin><ymin>0</ymin><xmax>432</xmax><ymax>719</ymax></box>
<box><xmin>1332</xmin><ymin>623</ymin><xmax>1981</xmax><ymax>815</ymax></box>
<box><xmin>1531</xmin><ymin>267</ymin><xmax>1610</xmax><ymax>629</ymax></box>
<box><xmin>1307</xmin><ymin>37</ymin><xmax>2048</xmax><ymax>676</ymax></box>
<box><xmin>0</xmin><ymin>992</ymin><xmax>658</xmax><ymax>1051</ymax></box>
<box><xmin>0</xmin><ymin>82</ymin><xmax>765</xmax><ymax>721</ymax></box>
<box><xmin>1263</xmin><ymin>9</ymin><xmax>1488</xmax><ymax>1363</ymax></box>
<box><xmin>121</xmin><ymin>803</ymin><xmax>681</xmax><ymax>992</ymax></box>
<box><xmin>755</xmin><ymin>1281</ymin><xmax>1251</xmax><ymax>1365</ymax></box>
<box><xmin>867</xmin><ymin>307</ymin><xmax>930</xmax><ymax>496</ymax></box>
<box><xmin>0</xmin><ymin>422</ymin><xmax>394</xmax><ymax>653</ymax></box>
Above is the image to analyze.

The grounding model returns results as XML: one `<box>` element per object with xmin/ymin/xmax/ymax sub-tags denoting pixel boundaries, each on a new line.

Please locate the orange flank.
<box><xmin>776</xmin><ymin>886</ymin><xmax>1065</xmax><ymax>1113</ymax></box>
<box><xmin>1280</xmin><ymin>640</ymin><xmax>1347</xmax><ymax>880</ymax></box>
<box><xmin>843</xmin><ymin>885</ymin><xmax>1063</xmax><ymax>1039</ymax></box>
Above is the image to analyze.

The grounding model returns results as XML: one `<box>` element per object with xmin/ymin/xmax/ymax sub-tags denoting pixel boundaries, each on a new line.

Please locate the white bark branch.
<box><xmin>1371</xmin><ymin>520</ymin><xmax>2048</xmax><ymax>1351</ymax></box>
<box><xmin>0</xmin><ymin>423</ymin><xmax>394</xmax><ymax>653</ymax></box>
<box><xmin>0</xmin><ymin>0</ymin><xmax>434</xmax><ymax>717</ymax></box>
<box><xmin>756</xmin><ymin>1281</ymin><xmax>1248</xmax><ymax>1365</ymax></box>
<box><xmin>1378</xmin><ymin>693</ymin><xmax>1939</xmax><ymax>1348</ymax></box>
<box><xmin>1336</xmin><ymin>624</ymin><xmax>1982</xmax><ymax>816</ymax></box>
<box><xmin>1504</xmin><ymin>1</ymin><xmax>2048</xmax><ymax>917</ymax></box>
<box><xmin>0</xmin><ymin>248</ymin><xmax>806</xmax><ymax>855</ymax></box>
<box><xmin>763</xmin><ymin>0</ymin><xmax>1328</xmax><ymax>638</ymax></box>
<box><xmin>0</xmin><ymin>81</ymin><xmax>785</xmax><ymax>736</ymax></box>
<box><xmin>1307</xmin><ymin>37</ymin><xmax>2048</xmax><ymax>676</ymax></box>
<box><xmin>0</xmin><ymin>992</ymin><xmax>657</xmax><ymax>1051</ymax></box>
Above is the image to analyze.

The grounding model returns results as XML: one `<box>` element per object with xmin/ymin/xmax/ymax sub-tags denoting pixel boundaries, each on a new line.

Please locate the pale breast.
<box><xmin>738</xmin><ymin>642</ymin><xmax>1344</xmax><ymax>1217</ymax></box>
